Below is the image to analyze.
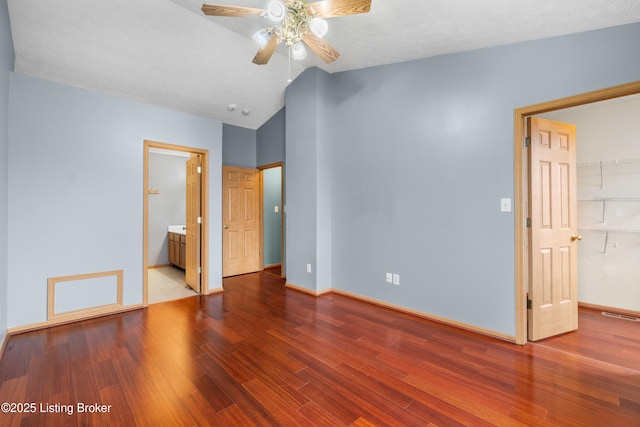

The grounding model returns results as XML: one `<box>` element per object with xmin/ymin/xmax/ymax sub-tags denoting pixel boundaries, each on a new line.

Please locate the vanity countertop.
<box><xmin>168</xmin><ymin>225</ymin><xmax>186</xmax><ymax>235</ymax></box>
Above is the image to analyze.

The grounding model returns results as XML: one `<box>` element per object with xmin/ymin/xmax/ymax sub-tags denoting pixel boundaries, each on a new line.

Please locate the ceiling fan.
<box><xmin>201</xmin><ymin>0</ymin><xmax>372</xmax><ymax>65</ymax></box>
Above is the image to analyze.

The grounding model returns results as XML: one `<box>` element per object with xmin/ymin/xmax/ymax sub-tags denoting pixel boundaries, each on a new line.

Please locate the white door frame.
<box><xmin>513</xmin><ymin>81</ymin><xmax>640</xmax><ymax>345</ymax></box>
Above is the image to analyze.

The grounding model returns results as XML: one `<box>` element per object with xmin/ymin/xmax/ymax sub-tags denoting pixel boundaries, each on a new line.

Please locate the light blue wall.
<box><xmin>315</xmin><ymin>70</ymin><xmax>333</xmax><ymax>292</ymax></box>
<box><xmin>223</xmin><ymin>114</ymin><xmax>287</xmax><ymax>271</ymax></box>
<box><xmin>285</xmin><ymin>23</ymin><xmax>640</xmax><ymax>337</ymax></box>
<box><xmin>7</xmin><ymin>73</ymin><xmax>223</xmax><ymax>329</ymax></box>
<box><xmin>263</xmin><ymin>166</ymin><xmax>282</xmax><ymax>266</ymax></box>
<box><xmin>285</xmin><ymin>69</ymin><xmax>320</xmax><ymax>289</ymax></box>
<box><xmin>285</xmin><ymin>69</ymin><xmax>333</xmax><ymax>291</ymax></box>
<box><xmin>257</xmin><ymin>107</ymin><xmax>285</xmax><ymax>167</ymax></box>
<box><xmin>148</xmin><ymin>152</ymin><xmax>188</xmax><ymax>266</ymax></box>
<box><xmin>257</xmin><ymin>108</ymin><xmax>286</xmax><ymax>273</ymax></box>
<box><xmin>0</xmin><ymin>0</ymin><xmax>13</xmax><ymax>342</ymax></box>
<box><xmin>224</xmin><ymin>107</ymin><xmax>285</xmax><ymax>169</ymax></box>
<box><xmin>222</xmin><ymin>123</ymin><xmax>256</xmax><ymax>168</ymax></box>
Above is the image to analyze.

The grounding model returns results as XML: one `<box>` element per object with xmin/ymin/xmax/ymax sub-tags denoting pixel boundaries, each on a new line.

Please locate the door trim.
<box><xmin>143</xmin><ymin>140</ymin><xmax>210</xmax><ymax>306</ymax></box>
<box><xmin>185</xmin><ymin>153</ymin><xmax>202</xmax><ymax>292</ymax></box>
<box><xmin>514</xmin><ymin>80</ymin><xmax>640</xmax><ymax>345</ymax></box>
<box><xmin>258</xmin><ymin>162</ymin><xmax>285</xmax><ymax>277</ymax></box>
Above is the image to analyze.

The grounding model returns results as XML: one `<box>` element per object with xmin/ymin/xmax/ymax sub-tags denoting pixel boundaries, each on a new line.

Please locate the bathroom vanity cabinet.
<box><xmin>168</xmin><ymin>231</ymin><xmax>186</xmax><ymax>269</ymax></box>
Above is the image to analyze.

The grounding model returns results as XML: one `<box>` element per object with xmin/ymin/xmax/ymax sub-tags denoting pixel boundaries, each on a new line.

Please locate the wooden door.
<box><xmin>527</xmin><ymin>117</ymin><xmax>579</xmax><ymax>341</ymax></box>
<box><xmin>185</xmin><ymin>154</ymin><xmax>201</xmax><ymax>292</ymax></box>
<box><xmin>222</xmin><ymin>166</ymin><xmax>260</xmax><ymax>277</ymax></box>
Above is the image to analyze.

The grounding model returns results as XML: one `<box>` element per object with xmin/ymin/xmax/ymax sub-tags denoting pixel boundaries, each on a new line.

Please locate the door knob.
<box><xmin>571</xmin><ymin>233</ymin><xmax>582</xmax><ymax>241</ymax></box>
<box><xmin>223</xmin><ymin>224</ymin><xmax>229</xmax><ymax>229</ymax></box>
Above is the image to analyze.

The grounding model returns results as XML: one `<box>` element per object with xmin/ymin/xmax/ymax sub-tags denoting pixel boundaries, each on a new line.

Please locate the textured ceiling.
<box><xmin>7</xmin><ymin>0</ymin><xmax>640</xmax><ymax>129</ymax></box>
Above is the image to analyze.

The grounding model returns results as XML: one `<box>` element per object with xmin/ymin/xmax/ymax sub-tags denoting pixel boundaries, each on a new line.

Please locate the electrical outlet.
<box><xmin>393</xmin><ymin>274</ymin><xmax>400</xmax><ymax>285</ymax></box>
<box><xmin>306</xmin><ymin>263</ymin><xmax>312</xmax><ymax>273</ymax></box>
<box><xmin>386</xmin><ymin>273</ymin><xmax>393</xmax><ymax>283</ymax></box>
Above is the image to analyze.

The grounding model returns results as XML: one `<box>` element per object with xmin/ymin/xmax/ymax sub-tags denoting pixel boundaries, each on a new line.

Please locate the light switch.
<box><xmin>274</xmin><ymin>205</ymin><xmax>279</xmax><ymax>213</ymax></box>
<box><xmin>500</xmin><ymin>198</ymin><xmax>512</xmax><ymax>212</ymax></box>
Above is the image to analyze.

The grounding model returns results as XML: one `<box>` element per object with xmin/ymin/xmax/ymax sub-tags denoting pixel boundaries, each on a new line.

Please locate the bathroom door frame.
<box><xmin>143</xmin><ymin>140</ymin><xmax>210</xmax><ymax>306</ymax></box>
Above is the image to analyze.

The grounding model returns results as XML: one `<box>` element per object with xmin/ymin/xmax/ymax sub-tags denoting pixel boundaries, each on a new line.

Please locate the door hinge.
<box><xmin>525</xmin><ymin>137</ymin><xmax>531</xmax><ymax>147</ymax></box>
<box><xmin>197</xmin><ymin>166</ymin><xmax>202</xmax><ymax>174</ymax></box>
<box><xmin>197</xmin><ymin>266</ymin><xmax>202</xmax><ymax>274</ymax></box>
<box><xmin>527</xmin><ymin>298</ymin><xmax>532</xmax><ymax>309</ymax></box>
<box><xmin>197</xmin><ymin>217</ymin><xmax>202</xmax><ymax>224</ymax></box>
<box><xmin>526</xmin><ymin>218</ymin><xmax>531</xmax><ymax>228</ymax></box>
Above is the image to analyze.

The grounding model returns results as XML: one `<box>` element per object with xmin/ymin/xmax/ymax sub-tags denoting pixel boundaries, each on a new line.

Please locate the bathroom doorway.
<box><xmin>143</xmin><ymin>140</ymin><xmax>210</xmax><ymax>305</ymax></box>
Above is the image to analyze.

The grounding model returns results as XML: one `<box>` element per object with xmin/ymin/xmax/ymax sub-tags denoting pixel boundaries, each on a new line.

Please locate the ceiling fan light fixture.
<box><xmin>309</xmin><ymin>18</ymin><xmax>328</xmax><ymax>38</ymax></box>
<box><xmin>200</xmin><ymin>0</ymin><xmax>372</xmax><ymax>67</ymax></box>
<box><xmin>252</xmin><ymin>29</ymin><xmax>271</xmax><ymax>48</ymax></box>
<box><xmin>291</xmin><ymin>41</ymin><xmax>306</xmax><ymax>60</ymax></box>
<box><xmin>267</xmin><ymin>1</ymin><xmax>286</xmax><ymax>22</ymax></box>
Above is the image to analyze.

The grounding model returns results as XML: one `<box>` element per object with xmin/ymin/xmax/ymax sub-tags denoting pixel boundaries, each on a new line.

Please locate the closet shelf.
<box><xmin>577</xmin><ymin>157</ymin><xmax>639</xmax><ymax>254</ymax></box>
<box><xmin>578</xmin><ymin>228</ymin><xmax>640</xmax><ymax>255</ymax></box>
<box><xmin>578</xmin><ymin>197</ymin><xmax>640</xmax><ymax>223</ymax></box>
<box><xmin>577</xmin><ymin>157</ymin><xmax>640</xmax><ymax>168</ymax></box>
<box><xmin>579</xmin><ymin>228</ymin><xmax>640</xmax><ymax>233</ymax></box>
<box><xmin>578</xmin><ymin>197</ymin><xmax>640</xmax><ymax>202</ymax></box>
<box><xmin>577</xmin><ymin>157</ymin><xmax>640</xmax><ymax>189</ymax></box>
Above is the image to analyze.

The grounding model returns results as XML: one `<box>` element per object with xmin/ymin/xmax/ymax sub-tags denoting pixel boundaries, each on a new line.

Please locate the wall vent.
<box><xmin>601</xmin><ymin>311</ymin><xmax>640</xmax><ymax>322</ymax></box>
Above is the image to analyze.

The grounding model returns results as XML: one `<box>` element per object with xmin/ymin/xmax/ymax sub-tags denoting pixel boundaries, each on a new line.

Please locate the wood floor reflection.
<box><xmin>0</xmin><ymin>270</ymin><xmax>638</xmax><ymax>426</ymax></box>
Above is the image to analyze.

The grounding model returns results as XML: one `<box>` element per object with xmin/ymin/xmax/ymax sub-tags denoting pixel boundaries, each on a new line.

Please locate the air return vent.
<box><xmin>601</xmin><ymin>311</ymin><xmax>640</xmax><ymax>322</ymax></box>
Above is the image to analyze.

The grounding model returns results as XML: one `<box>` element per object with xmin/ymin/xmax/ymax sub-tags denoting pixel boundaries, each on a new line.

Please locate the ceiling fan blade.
<box><xmin>302</xmin><ymin>32</ymin><xmax>340</xmax><ymax>63</ymax></box>
<box><xmin>253</xmin><ymin>34</ymin><xmax>279</xmax><ymax>65</ymax></box>
<box><xmin>310</xmin><ymin>0</ymin><xmax>371</xmax><ymax>18</ymax></box>
<box><xmin>201</xmin><ymin>4</ymin><xmax>264</xmax><ymax>17</ymax></box>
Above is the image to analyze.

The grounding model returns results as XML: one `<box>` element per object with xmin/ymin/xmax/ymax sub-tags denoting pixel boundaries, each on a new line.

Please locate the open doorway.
<box><xmin>538</xmin><ymin>95</ymin><xmax>640</xmax><ymax>316</ymax></box>
<box><xmin>260</xmin><ymin>163</ymin><xmax>284</xmax><ymax>277</ymax></box>
<box><xmin>148</xmin><ymin>147</ymin><xmax>194</xmax><ymax>303</ymax></box>
<box><xmin>143</xmin><ymin>140</ymin><xmax>210</xmax><ymax>306</ymax></box>
<box><xmin>514</xmin><ymin>81</ymin><xmax>640</xmax><ymax>345</ymax></box>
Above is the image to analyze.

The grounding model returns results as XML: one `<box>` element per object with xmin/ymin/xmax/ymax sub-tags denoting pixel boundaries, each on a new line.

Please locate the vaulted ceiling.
<box><xmin>7</xmin><ymin>0</ymin><xmax>640</xmax><ymax>129</ymax></box>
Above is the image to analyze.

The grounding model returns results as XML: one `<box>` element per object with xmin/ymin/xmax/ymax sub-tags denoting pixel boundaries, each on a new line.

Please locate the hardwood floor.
<box><xmin>0</xmin><ymin>271</ymin><xmax>638</xmax><ymax>426</ymax></box>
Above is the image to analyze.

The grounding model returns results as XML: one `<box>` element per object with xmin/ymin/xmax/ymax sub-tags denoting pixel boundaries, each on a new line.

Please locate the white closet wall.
<box><xmin>541</xmin><ymin>95</ymin><xmax>640</xmax><ymax>312</ymax></box>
